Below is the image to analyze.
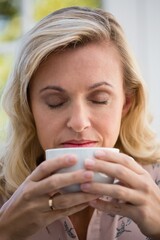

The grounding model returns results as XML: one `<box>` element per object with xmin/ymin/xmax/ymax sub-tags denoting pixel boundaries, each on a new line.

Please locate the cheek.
<box><xmin>32</xmin><ymin>108</ymin><xmax>61</xmax><ymax>150</ymax></box>
<box><xmin>98</xmin><ymin>107</ymin><xmax>123</xmax><ymax>146</ymax></box>
<box><xmin>36</xmin><ymin>120</ymin><xmax>61</xmax><ymax>150</ymax></box>
<box><xmin>101</xmin><ymin>118</ymin><xmax>121</xmax><ymax>144</ymax></box>
<box><xmin>34</xmin><ymin>119</ymin><xmax>50</xmax><ymax>150</ymax></box>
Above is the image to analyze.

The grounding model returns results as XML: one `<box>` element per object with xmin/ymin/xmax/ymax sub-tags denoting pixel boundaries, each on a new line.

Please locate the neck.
<box><xmin>69</xmin><ymin>206</ymin><xmax>94</xmax><ymax>240</ymax></box>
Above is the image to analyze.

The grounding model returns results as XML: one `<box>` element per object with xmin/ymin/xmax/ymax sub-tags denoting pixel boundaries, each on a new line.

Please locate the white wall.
<box><xmin>102</xmin><ymin>0</ymin><xmax>160</xmax><ymax>138</ymax></box>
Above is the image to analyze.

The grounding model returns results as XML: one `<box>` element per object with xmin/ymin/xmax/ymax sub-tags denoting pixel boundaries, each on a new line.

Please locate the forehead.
<box><xmin>43</xmin><ymin>41</ymin><xmax>120</xmax><ymax>64</ymax></box>
<box><xmin>30</xmin><ymin>41</ymin><xmax>123</xmax><ymax>89</ymax></box>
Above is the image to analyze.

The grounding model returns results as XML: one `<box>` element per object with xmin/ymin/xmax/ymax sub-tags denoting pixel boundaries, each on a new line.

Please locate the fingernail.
<box><xmin>65</xmin><ymin>155</ymin><xmax>76</xmax><ymax>164</ymax></box>
<box><xmin>83</xmin><ymin>171</ymin><xmax>94</xmax><ymax>179</ymax></box>
<box><xmin>94</xmin><ymin>150</ymin><xmax>106</xmax><ymax>157</ymax></box>
<box><xmin>81</xmin><ymin>183</ymin><xmax>91</xmax><ymax>190</ymax></box>
<box><xmin>85</xmin><ymin>158</ymin><xmax>95</xmax><ymax>167</ymax></box>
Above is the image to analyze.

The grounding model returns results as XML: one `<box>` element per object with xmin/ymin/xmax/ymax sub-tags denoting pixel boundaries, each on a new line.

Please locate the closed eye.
<box><xmin>47</xmin><ymin>102</ymin><xmax>65</xmax><ymax>109</ymax></box>
<box><xmin>44</xmin><ymin>94</ymin><xmax>69</xmax><ymax>109</ymax></box>
<box><xmin>91</xmin><ymin>100</ymin><xmax>109</xmax><ymax>104</ymax></box>
<box><xmin>88</xmin><ymin>90</ymin><xmax>111</xmax><ymax>106</ymax></box>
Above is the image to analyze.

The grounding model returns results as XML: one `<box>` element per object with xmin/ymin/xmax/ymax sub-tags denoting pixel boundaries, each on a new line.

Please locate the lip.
<box><xmin>60</xmin><ymin>140</ymin><xmax>98</xmax><ymax>148</ymax></box>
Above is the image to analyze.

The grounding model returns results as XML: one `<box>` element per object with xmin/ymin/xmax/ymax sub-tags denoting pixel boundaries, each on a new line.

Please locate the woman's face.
<box><xmin>29</xmin><ymin>42</ymin><xmax>130</xmax><ymax>150</ymax></box>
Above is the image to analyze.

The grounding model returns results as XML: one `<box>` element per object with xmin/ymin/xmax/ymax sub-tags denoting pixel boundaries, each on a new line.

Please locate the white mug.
<box><xmin>45</xmin><ymin>147</ymin><xmax>119</xmax><ymax>193</ymax></box>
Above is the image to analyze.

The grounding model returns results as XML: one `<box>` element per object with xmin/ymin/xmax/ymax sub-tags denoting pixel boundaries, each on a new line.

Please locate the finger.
<box><xmin>23</xmin><ymin>194</ymin><xmax>56</xmax><ymax>213</ymax></box>
<box><xmin>81</xmin><ymin>182</ymin><xmax>144</xmax><ymax>205</ymax></box>
<box><xmin>27</xmin><ymin>169</ymin><xmax>94</xmax><ymax>196</ymax></box>
<box><xmin>94</xmin><ymin>150</ymin><xmax>144</xmax><ymax>174</ymax></box>
<box><xmin>89</xmin><ymin>198</ymin><xmax>137</xmax><ymax>219</ymax></box>
<box><xmin>30</xmin><ymin>154</ymin><xmax>77</xmax><ymax>181</ymax></box>
<box><xmin>31</xmin><ymin>192</ymin><xmax>97</xmax><ymax>214</ymax></box>
<box><xmin>46</xmin><ymin>203</ymin><xmax>89</xmax><ymax>224</ymax></box>
<box><xmin>84</xmin><ymin>158</ymin><xmax>146</xmax><ymax>189</ymax></box>
<box><xmin>51</xmin><ymin>192</ymin><xmax>99</xmax><ymax>210</ymax></box>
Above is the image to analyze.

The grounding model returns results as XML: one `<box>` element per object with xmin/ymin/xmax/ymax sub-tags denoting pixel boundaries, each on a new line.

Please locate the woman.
<box><xmin>0</xmin><ymin>6</ymin><xmax>160</xmax><ymax>240</ymax></box>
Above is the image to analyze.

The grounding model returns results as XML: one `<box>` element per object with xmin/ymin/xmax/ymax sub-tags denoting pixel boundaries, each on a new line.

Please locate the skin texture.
<box><xmin>1</xmin><ymin>42</ymin><xmax>160</xmax><ymax>240</ymax></box>
<box><xmin>29</xmin><ymin>42</ymin><xmax>129</xmax><ymax>150</ymax></box>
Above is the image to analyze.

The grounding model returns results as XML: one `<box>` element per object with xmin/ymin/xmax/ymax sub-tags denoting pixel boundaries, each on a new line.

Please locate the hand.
<box><xmin>0</xmin><ymin>154</ymin><xmax>97</xmax><ymax>239</ymax></box>
<box><xmin>81</xmin><ymin>150</ymin><xmax>160</xmax><ymax>239</ymax></box>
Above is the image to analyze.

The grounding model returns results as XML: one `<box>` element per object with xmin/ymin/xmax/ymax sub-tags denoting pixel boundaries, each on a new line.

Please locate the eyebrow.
<box><xmin>40</xmin><ymin>85</ymin><xmax>65</xmax><ymax>93</ymax></box>
<box><xmin>40</xmin><ymin>81</ymin><xmax>113</xmax><ymax>93</ymax></box>
<box><xmin>88</xmin><ymin>81</ymin><xmax>113</xmax><ymax>90</ymax></box>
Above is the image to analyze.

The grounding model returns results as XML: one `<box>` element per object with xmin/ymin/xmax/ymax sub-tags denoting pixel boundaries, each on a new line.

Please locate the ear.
<box><xmin>122</xmin><ymin>95</ymin><xmax>132</xmax><ymax>117</ymax></box>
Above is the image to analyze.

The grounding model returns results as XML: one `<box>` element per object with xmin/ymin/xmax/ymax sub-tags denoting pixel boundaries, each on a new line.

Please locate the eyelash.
<box><xmin>48</xmin><ymin>102</ymin><xmax>65</xmax><ymax>109</ymax></box>
<box><xmin>91</xmin><ymin>100</ymin><xmax>109</xmax><ymax>105</ymax></box>
<box><xmin>48</xmin><ymin>99</ymin><xmax>109</xmax><ymax>109</ymax></box>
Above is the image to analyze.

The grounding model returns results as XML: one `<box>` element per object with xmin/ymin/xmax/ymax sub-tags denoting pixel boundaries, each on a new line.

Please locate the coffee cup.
<box><xmin>45</xmin><ymin>147</ymin><xmax>119</xmax><ymax>193</ymax></box>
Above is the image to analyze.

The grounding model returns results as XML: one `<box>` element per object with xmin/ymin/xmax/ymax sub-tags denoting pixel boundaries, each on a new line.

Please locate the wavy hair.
<box><xmin>0</xmin><ymin>6</ymin><xmax>160</xmax><ymax>197</ymax></box>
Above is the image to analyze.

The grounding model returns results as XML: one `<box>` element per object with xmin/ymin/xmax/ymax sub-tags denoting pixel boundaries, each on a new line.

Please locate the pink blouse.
<box><xmin>1</xmin><ymin>163</ymin><xmax>160</xmax><ymax>240</ymax></box>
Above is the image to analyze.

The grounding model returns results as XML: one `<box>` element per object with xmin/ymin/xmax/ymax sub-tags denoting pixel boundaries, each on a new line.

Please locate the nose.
<box><xmin>66</xmin><ymin>103</ymin><xmax>91</xmax><ymax>132</ymax></box>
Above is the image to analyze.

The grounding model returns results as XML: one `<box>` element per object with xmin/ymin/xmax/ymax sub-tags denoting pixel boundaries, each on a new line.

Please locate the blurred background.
<box><xmin>0</xmin><ymin>0</ymin><xmax>160</xmax><ymax>143</ymax></box>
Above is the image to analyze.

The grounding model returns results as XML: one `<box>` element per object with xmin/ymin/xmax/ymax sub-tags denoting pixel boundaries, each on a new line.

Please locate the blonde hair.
<box><xmin>0</xmin><ymin>6</ymin><xmax>160</xmax><ymax>197</ymax></box>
